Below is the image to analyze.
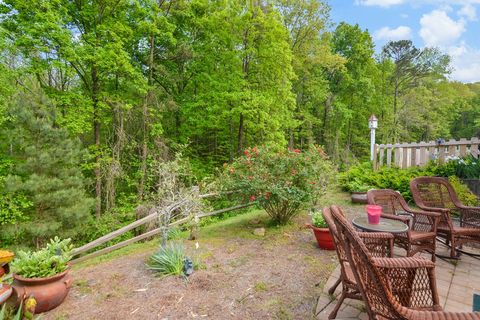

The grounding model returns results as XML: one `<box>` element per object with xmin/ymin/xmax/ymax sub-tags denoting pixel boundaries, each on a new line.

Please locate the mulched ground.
<box><xmin>43</xmin><ymin>212</ymin><xmax>346</xmax><ymax>320</ymax></box>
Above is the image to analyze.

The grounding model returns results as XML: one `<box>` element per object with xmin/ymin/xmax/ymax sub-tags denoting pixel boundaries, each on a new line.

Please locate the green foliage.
<box><xmin>11</xmin><ymin>237</ymin><xmax>73</xmax><ymax>278</ymax></box>
<box><xmin>311</xmin><ymin>211</ymin><xmax>328</xmax><ymax>228</ymax></box>
<box><xmin>74</xmin><ymin>210</ymin><xmax>136</xmax><ymax>247</ymax></box>
<box><xmin>147</xmin><ymin>242</ymin><xmax>186</xmax><ymax>278</ymax></box>
<box><xmin>222</xmin><ymin>145</ymin><xmax>336</xmax><ymax>225</ymax></box>
<box><xmin>340</xmin><ymin>161</ymin><xmax>478</xmax><ymax>203</ymax></box>
<box><xmin>448</xmin><ymin>176</ymin><xmax>478</xmax><ymax>206</ymax></box>
<box><xmin>448</xmin><ymin>155</ymin><xmax>480</xmax><ymax>179</ymax></box>
<box><xmin>0</xmin><ymin>0</ymin><xmax>476</xmax><ymax>249</ymax></box>
<box><xmin>0</xmin><ymin>92</ymin><xmax>94</xmax><ymax>245</ymax></box>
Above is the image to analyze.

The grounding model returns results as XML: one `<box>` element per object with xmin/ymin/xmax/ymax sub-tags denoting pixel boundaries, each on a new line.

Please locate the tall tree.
<box><xmin>1</xmin><ymin>0</ymin><xmax>147</xmax><ymax>215</ymax></box>
<box><xmin>381</xmin><ymin>40</ymin><xmax>450</xmax><ymax>141</ymax></box>
<box><xmin>2</xmin><ymin>89</ymin><xmax>93</xmax><ymax>247</ymax></box>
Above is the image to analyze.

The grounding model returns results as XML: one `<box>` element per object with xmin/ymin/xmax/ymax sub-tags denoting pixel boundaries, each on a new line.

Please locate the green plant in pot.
<box><xmin>307</xmin><ymin>211</ymin><xmax>334</xmax><ymax>250</ymax></box>
<box><xmin>9</xmin><ymin>237</ymin><xmax>74</xmax><ymax>314</ymax></box>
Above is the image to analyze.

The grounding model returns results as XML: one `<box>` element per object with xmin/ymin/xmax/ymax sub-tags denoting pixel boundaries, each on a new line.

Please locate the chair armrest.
<box><xmin>399</xmin><ymin>307</ymin><xmax>480</xmax><ymax>319</ymax></box>
<box><xmin>381</xmin><ymin>213</ymin><xmax>410</xmax><ymax>223</ymax></box>
<box><xmin>417</xmin><ymin>205</ymin><xmax>450</xmax><ymax>214</ymax></box>
<box><xmin>408</xmin><ymin>209</ymin><xmax>441</xmax><ymax>218</ymax></box>
<box><xmin>373</xmin><ymin>256</ymin><xmax>435</xmax><ymax>269</ymax></box>
<box><xmin>358</xmin><ymin>232</ymin><xmax>394</xmax><ymax>240</ymax></box>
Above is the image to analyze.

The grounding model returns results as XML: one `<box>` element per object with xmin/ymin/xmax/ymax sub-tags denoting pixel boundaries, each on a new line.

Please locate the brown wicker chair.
<box><xmin>323</xmin><ymin>207</ymin><xmax>394</xmax><ymax>319</ymax></box>
<box><xmin>330</xmin><ymin>204</ymin><xmax>480</xmax><ymax>320</ymax></box>
<box><xmin>410</xmin><ymin>176</ymin><xmax>480</xmax><ymax>258</ymax></box>
<box><xmin>367</xmin><ymin>189</ymin><xmax>441</xmax><ymax>261</ymax></box>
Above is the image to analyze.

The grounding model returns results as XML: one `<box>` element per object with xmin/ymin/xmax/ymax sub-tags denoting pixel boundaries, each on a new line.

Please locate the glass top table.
<box><xmin>352</xmin><ymin>216</ymin><xmax>409</xmax><ymax>234</ymax></box>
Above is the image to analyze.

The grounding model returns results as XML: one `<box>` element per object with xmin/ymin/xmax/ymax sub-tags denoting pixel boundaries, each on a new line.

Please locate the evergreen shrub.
<box><xmin>340</xmin><ymin>161</ymin><xmax>478</xmax><ymax>205</ymax></box>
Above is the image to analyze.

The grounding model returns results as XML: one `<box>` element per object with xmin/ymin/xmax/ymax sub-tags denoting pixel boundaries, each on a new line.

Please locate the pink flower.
<box><xmin>250</xmin><ymin>195</ymin><xmax>256</xmax><ymax>201</ymax></box>
<box><xmin>293</xmin><ymin>149</ymin><xmax>301</xmax><ymax>154</ymax></box>
<box><xmin>265</xmin><ymin>192</ymin><xmax>271</xmax><ymax>200</ymax></box>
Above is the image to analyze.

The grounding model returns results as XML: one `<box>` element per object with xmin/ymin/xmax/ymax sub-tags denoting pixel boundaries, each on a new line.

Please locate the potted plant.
<box><xmin>307</xmin><ymin>211</ymin><xmax>334</xmax><ymax>250</ymax></box>
<box><xmin>9</xmin><ymin>237</ymin><xmax>73</xmax><ymax>313</ymax></box>
<box><xmin>347</xmin><ymin>181</ymin><xmax>372</xmax><ymax>204</ymax></box>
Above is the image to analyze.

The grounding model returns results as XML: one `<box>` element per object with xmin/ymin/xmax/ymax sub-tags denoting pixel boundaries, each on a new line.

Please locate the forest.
<box><xmin>0</xmin><ymin>0</ymin><xmax>479</xmax><ymax>248</ymax></box>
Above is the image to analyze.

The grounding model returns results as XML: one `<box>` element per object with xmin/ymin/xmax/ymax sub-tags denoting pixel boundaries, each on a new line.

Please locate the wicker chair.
<box><xmin>367</xmin><ymin>189</ymin><xmax>441</xmax><ymax>261</ymax></box>
<box><xmin>323</xmin><ymin>207</ymin><xmax>394</xmax><ymax>319</ymax></box>
<box><xmin>410</xmin><ymin>176</ymin><xmax>480</xmax><ymax>258</ymax></box>
<box><xmin>330</xmin><ymin>205</ymin><xmax>480</xmax><ymax>320</ymax></box>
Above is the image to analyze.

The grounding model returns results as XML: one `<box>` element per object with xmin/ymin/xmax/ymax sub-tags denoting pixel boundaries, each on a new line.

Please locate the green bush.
<box><xmin>11</xmin><ymin>237</ymin><xmax>73</xmax><ymax>278</ymax></box>
<box><xmin>448</xmin><ymin>176</ymin><xmax>478</xmax><ymax>206</ymax></box>
<box><xmin>147</xmin><ymin>242</ymin><xmax>186</xmax><ymax>277</ymax></box>
<box><xmin>221</xmin><ymin>145</ymin><xmax>336</xmax><ymax>225</ymax></box>
<box><xmin>340</xmin><ymin>162</ymin><xmax>478</xmax><ymax>203</ymax></box>
<box><xmin>449</xmin><ymin>155</ymin><xmax>480</xmax><ymax>179</ymax></box>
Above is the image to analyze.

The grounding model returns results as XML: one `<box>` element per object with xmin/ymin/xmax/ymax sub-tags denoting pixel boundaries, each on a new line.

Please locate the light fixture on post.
<box><xmin>369</xmin><ymin>115</ymin><xmax>378</xmax><ymax>161</ymax></box>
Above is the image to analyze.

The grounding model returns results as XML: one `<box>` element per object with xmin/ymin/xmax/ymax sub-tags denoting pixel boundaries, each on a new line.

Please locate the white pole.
<box><xmin>370</xmin><ymin>128</ymin><xmax>375</xmax><ymax>161</ymax></box>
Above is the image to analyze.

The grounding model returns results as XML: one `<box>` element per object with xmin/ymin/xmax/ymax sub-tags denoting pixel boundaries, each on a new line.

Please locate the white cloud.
<box><xmin>356</xmin><ymin>0</ymin><xmax>480</xmax><ymax>7</ymax></box>
<box><xmin>374</xmin><ymin>26</ymin><xmax>412</xmax><ymax>41</ymax></box>
<box><xmin>355</xmin><ymin>0</ymin><xmax>405</xmax><ymax>7</ymax></box>
<box><xmin>446</xmin><ymin>45</ymin><xmax>480</xmax><ymax>82</ymax></box>
<box><xmin>419</xmin><ymin>10</ymin><xmax>466</xmax><ymax>47</ymax></box>
<box><xmin>458</xmin><ymin>4</ymin><xmax>477</xmax><ymax>20</ymax></box>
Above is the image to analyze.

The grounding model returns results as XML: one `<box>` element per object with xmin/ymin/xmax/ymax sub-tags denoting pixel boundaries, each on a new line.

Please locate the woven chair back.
<box><xmin>330</xmin><ymin>205</ymin><xmax>406</xmax><ymax>319</ymax></box>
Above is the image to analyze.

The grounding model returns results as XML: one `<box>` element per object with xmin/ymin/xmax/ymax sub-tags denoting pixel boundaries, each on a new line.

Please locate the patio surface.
<box><xmin>315</xmin><ymin>243</ymin><xmax>480</xmax><ymax>319</ymax></box>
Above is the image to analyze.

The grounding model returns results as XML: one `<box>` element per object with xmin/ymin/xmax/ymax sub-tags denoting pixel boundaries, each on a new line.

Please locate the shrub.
<box><xmin>11</xmin><ymin>237</ymin><xmax>73</xmax><ymax>278</ymax></box>
<box><xmin>448</xmin><ymin>176</ymin><xmax>478</xmax><ymax>206</ymax></box>
<box><xmin>449</xmin><ymin>155</ymin><xmax>480</xmax><ymax>179</ymax></box>
<box><xmin>147</xmin><ymin>242</ymin><xmax>186</xmax><ymax>277</ymax></box>
<box><xmin>221</xmin><ymin>145</ymin><xmax>336</xmax><ymax>225</ymax></box>
<box><xmin>340</xmin><ymin>162</ymin><xmax>478</xmax><ymax>204</ymax></box>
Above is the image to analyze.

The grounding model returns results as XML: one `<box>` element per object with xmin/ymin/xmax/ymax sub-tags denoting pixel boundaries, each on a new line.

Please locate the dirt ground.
<box><xmin>44</xmin><ymin>202</ymin><xmax>356</xmax><ymax>320</ymax></box>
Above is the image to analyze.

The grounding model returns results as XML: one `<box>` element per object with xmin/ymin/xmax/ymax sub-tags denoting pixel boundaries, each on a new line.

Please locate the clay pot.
<box><xmin>351</xmin><ymin>191</ymin><xmax>368</xmax><ymax>204</ymax></box>
<box><xmin>10</xmin><ymin>270</ymin><xmax>72</xmax><ymax>313</ymax></box>
<box><xmin>0</xmin><ymin>284</ymin><xmax>12</xmax><ymax>305</ymax></box>
<box><xmin>307</xmin><ymin>224</ymin><xmax>335</xmax><ymax>250</ymax></box>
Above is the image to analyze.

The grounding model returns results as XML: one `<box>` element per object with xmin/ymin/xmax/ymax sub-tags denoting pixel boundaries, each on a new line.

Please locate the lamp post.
<box><xmin>369</xmin><ymin>115</ymin><xmax>378</xmax><ymax>161</ymax></box>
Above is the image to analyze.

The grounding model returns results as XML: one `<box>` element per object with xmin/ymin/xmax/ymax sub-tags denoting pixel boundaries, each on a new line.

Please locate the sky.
<box><xmin>329</xmin><ymin>0</ymin><xmax>480</xmax><ymax>83</ymax></box>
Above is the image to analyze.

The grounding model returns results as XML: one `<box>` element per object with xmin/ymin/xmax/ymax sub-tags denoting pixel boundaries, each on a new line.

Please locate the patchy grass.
<box><xmin>254</xmin><ymin>281</ymin><xmax>268</xmax><ymax>292</ymax></box>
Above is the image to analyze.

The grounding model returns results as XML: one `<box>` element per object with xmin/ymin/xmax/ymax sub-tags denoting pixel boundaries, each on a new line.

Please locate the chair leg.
<box><xmin>328</xmin><ymin>278</ymin><xmax>341</xmax><ymax>295</ymax></box>
<box><xmin>450</xmin><ymin>236</ymin><xmax>456</xmax><ymax>258</ymax></box>
<box><xmin>329</xmin><ymin>291</ymin><xmax>346</xmax><ymax>319</ymax></box>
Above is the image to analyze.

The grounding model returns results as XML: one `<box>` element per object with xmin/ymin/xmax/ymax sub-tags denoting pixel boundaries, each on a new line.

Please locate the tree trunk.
<box><xmin>320</xmin><ymin>94</ymin><xmax>333</xmax><ymax>144</ymax></box>
<box><xmin>237</xmin><ymin>113</ymin><xmax>244</xmax><ymax>155</ymax></box>
<box><xmin>92</xmin><ymin>65</ymin><xmax>102</xmax><ymax>217</ymax></box>
<box><xmin>138</xmin><ymin>34</ymin><xmax>155</xmax><ymax>200</ymax></box>
<box><xmin>229</xmin><ymin>115</ymin><xmax>234</xmax><ymax>162</ymax></box>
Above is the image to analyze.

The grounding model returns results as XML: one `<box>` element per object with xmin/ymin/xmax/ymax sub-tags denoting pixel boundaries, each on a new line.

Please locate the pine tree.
<box><xmin>3</xmin><ymin>90</ymin><xmax>94</xmax><ymax>247</ymax></box>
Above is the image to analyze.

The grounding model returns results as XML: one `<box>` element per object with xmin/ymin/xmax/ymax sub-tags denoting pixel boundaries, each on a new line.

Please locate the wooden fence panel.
<box><xmin>374</xmin><ymin>137</ymin><xmax>480</xmax><ymax>169</ymax></box>
<box><xmin>386</xmin><ymin>147</ymin><xmax>392</xmax><ymax>166</ymax></box>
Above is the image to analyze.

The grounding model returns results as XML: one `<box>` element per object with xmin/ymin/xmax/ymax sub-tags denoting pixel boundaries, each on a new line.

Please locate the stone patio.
<box><xmin>315</xmin><ymin>243</ymin><xmax>480</xmax><ymax>319</ymax></box>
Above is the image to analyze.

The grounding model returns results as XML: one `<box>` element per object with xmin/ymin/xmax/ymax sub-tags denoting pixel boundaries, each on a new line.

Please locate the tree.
<box><xmin>2</xmin><ymin>89</ymin><xmax>94</xmax><ymax>247</ymax></box>
<box><xmin>277</xmin><ymin>0</ymin><xmax>344</xmax><ymax>149</ymax></box>
<box><xmin>381</xmin><ymin>40</ymin><xmax>450</xmax><ymax>141</ymax></box>
<box><xmin>1</xmin><ymin>0</ymin><xmax>147</xmax><ymax>215</ymax></box>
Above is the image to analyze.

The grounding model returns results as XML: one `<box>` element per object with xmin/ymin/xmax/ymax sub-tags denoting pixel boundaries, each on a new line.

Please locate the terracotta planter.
<box><xmin>10</xmin><ymin>269</ymin><xmax>73</xmax><ymax>313</ymax></box>
<box><xmin>307</xmin><ymin>224</ymin><xmax>335</xmax><ymax>250</ymax></box>
<box><xmin>351</xmin><ymin>191</ymin><xmax>368</xmax><ymax>204</ymax></box>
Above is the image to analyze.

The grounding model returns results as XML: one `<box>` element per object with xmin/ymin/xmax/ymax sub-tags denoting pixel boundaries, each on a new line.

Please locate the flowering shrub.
<box><xmin>221</xmin><ymin>145</ymin><xmax>336</xmax><ymax>225</ymax></box>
